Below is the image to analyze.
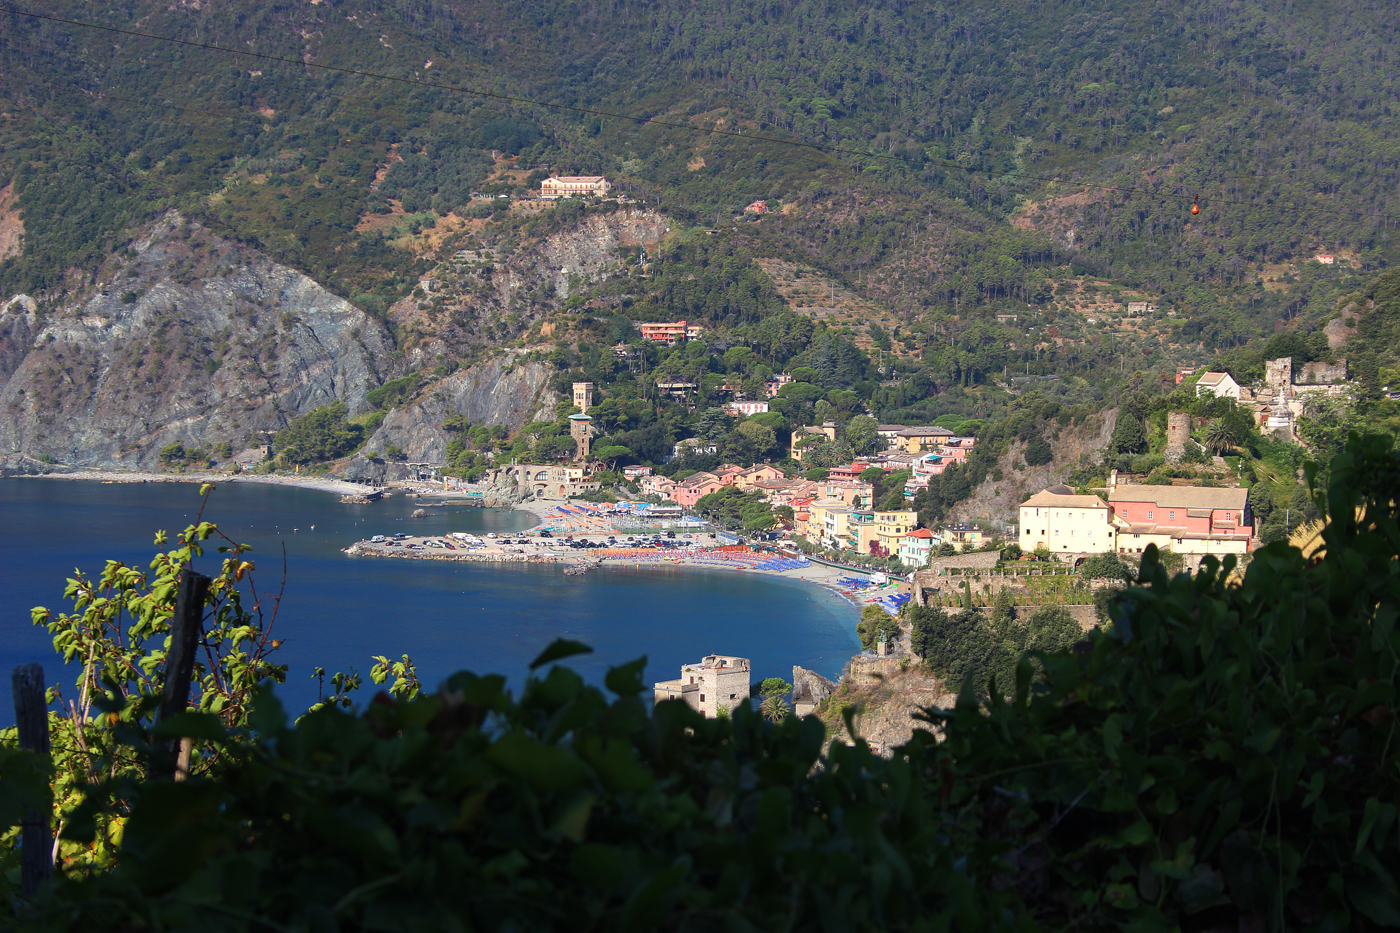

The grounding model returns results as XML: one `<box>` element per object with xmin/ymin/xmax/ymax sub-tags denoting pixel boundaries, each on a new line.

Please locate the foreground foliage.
<box><xmin>4</xmin><ymin>434</ymin><xmax>1400</xmax><ymax>930</ymax></box>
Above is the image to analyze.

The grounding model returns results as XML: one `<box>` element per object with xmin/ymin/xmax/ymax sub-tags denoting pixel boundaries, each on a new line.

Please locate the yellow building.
<box><xmin>875</xmin><ymin>509</ymin><xmax>918</xmax><ymax>556</ymax></box>
<box><xmin>1019</xmin><ymin>485</ymin><xmax>1115</xmax><ymax>554</ymax></box>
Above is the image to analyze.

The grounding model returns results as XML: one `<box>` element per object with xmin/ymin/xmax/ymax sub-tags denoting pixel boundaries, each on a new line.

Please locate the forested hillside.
<box><xmin>2</xmin><ymin>0</ymin><xmax>1398</xmax><ymax>488</ymax></box>
<box><xmin>2</xmin><ymin>0</ymin><xmax>1396</xmax><ymax>324</ymax></box>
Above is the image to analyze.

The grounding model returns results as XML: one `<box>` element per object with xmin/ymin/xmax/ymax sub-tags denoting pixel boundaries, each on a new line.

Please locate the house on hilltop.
<box><xmin>1195</xmin><ymin>371</ymin><xmax>1242</xmax><ymax>401</ymax></box>
<box><xmin>1107</xmin><ymin>482</ymin><xmax>1251</xmax><ymax>556</ymax></box>
<box><xmin>539</xmin><ymin>175</ymin><xmax>611</xmax><ymax>198</ymax></box>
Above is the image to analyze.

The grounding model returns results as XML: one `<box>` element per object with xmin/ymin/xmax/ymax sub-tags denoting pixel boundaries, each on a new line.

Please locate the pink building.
<box><xmin>1107</xmin><ymin>485</ymin><xmax>1251</xmax><ymax>543</ymax></box>
<box><xmin>672</xmin><ymin>472</ymin><xmax>722</xmax><ymax>508</ymax></box>
<box><xmin>829</xmin><ymin>463</ymin><xmax>864</xmax><ymax>482</ymax></box>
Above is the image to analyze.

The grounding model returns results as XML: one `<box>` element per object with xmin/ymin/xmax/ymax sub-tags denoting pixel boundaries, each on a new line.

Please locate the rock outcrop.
<box><xmin>792</xmin><ymin>666</ymin><xmax>838</xmax><ymax>717</ymax></box>
<box><xmin>945</xmin><ymin>410</ymin><xmax>1116</xmax><ymax>525</ymax></box>
<box><xmin>342</xmin><ymin>354</ymin><xmax>555</xmax><ymax>482</ymax></box>
<box><xmin>0</xmin><ymin>213</ymin><xmax>397</xmax><ymax>470</ymax></box>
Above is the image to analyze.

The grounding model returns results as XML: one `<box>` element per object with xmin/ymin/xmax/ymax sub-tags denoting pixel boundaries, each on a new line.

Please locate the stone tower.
<box><xmin>1264</xmin><ymin>358</ymin><xmax>1292</xmax><ymax>393</ymax></box>
<box><xmin>572</xmin><ymin>381</ymin><xmax>594</xmax><ymax>411</ymax></box>
<box><xmin>568</xmin><ymin>413</ymin><xmax>593</xmax><ymax>461</ymax></box>
<box><xmin>1164</xmin><ymin>411</ymin><xmax>1191</xmax><ymax>464</ymax></box>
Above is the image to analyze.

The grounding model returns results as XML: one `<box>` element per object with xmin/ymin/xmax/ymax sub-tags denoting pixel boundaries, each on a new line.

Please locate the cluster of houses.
<box><xmin>1193</xmin><ymin>356</ymin><xmax>1349</xmax><ymax>442</ymax></box>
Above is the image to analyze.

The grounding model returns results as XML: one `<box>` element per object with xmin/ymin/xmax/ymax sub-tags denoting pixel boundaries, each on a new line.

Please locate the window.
<box><xmin>1070</xmin><ymin>529</ymin><xmax>1075</xmax><ymax>536</ymax></box>
<box><xmin>1055</xmin><ymin>529</ymin><xmax>1060</xmax><ymax>536</ymax></box>
<box><xmin>1170</xmin><ymin>511</ymin><xmax>1175</xmax><ymax>520</ymax></box>
<box><xmin>1148</xmin><ymin>510</ymin><xmax>1154</xmax><ymax>520</ymax></box>
<box><xmin>700</xmin><ymin>694</ymin><xmax>705</xmax><ymax>702</ymax></box>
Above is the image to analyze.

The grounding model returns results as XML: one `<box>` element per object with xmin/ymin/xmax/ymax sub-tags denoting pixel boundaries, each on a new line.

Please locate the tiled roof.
<box><xmin>1110</xmin><ymin>485</ymin><xmax>1248</xmax><ymax>510</ymax></box>
<box><xmin>1022</xmin><ymin>490</ymin><xmax>1110</xmax><ymax>509</ymax></box>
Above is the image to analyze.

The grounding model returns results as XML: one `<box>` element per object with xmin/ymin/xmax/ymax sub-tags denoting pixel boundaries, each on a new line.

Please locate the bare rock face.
<box><xmin>343</xmin><ymin>354</ymin><xmax>556</xmax><ymax>482</ymax></box>
<box><xmin>388</xmin><ymin>209</ymin><xmax>669</xmax><ymax>356</ymax></box>
<box><xmin>946</xmin><ymin>411</ymin><xmax>1116</xmax><ymax>525</ymax></box>
<box><xmin>0</xmin><ymin>213</ymin><xmax>397</xmax><ymax>470</ymax></box>
<box><xmin>792</xmin><ymin>665</ymin><xmax>838</xmax><ymax>716</ymax></box>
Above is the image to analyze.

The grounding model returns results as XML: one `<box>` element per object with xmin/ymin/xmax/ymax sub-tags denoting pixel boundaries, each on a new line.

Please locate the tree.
<box><xmin>1110</xmin><ymin>414</ymin><xmax>1146</xmax><ymax>455</ymax></box>
<box><xmin>1078</xmin><ymin>552</ymin><xmax>1133</xmax><ymax>581</ymax></box>
<box><xmin>1023</xmin><ymin>435</ymin><xmax>1053</xmax><ymax>466</ymax></box>
<box><xmin>591</xmin><ymin>445</ymin><xmax>632</xmax><ymax>470</ymax></box>
<box><xmin>731</xmin><ymin>421</ymin><xmax>777</xmax><ymax>462</ymax></box>
<box><xmin>274</xmin><ymin>402</ymin><xmax>365</xmax><ymax>464</ymax></box>
<box><xmin>845</xmin><ymin>414</ymin><xmax>880</xmax><ymax>454</ymax></box>
<box><xmin>856</xmin><ymin>604</ymin><xmax>900</xmax><ymax>651</ymax></box>
<box><xmin>1203</xmin><ymin>417</ymin><xmax>1244</xmax><ymax>454</ymax></box>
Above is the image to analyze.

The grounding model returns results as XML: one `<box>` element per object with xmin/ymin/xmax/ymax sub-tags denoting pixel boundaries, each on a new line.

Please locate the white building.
<box><xmin>723</xmin><ymin>400</ymin><xmax>770</xmax><ymax>417</ymax></box>
<box><xmin>539</xmin><ymin>175</ymin><xmax>611</xmax><ymax>199</ymax></box>
<box><xmin>1019</xmin><ymin>485</ymin><xmax>1116</xmax><ymax>554</ymax></box>
<box><xmin>1195</xmin><ymin>372</ymin><xmax>1242</xmax><ymax>401</ymax></box>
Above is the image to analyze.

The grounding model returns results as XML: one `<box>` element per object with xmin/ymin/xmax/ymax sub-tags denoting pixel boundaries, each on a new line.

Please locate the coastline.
<box><xmin>343</xmin><ymin>536</ymin><xmax>875</xmax><ymax>608</ymax></box>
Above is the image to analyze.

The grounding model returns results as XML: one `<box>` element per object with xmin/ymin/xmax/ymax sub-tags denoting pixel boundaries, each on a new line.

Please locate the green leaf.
<box><xmin>485</xmin><ymin>732</ymin><xmax>591</xmax><ymax>792</ymax></box>
<box><xmin>1348</xmin><ymin>850</ymin><xmax>1400</xmax><ymax>927</ymax></box>
<box><xmin>1103</xmin><ymin>712</ymin><xmax>1124</xmax><ymax>761</ymax></box>
<box><xmin>604</xmin><ymin>656</ymin><xmax>648</xmax><ymax>697</ymax></box>
<box><xmin>529</xmin><ymin>638</ymin><xmax>594</xmax><ymax>670</ymax></box>
<box><xmin>550</xmin><ymin>791</ymin><xmax>597</xmax><ymax>841</ymax></box>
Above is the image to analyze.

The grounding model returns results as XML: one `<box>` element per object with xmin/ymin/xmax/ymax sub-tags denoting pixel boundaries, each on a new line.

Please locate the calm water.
<box><xmin>0</xmin><ymin>478</ymin><xmax>860</xmax><ymax>723</ymax></box>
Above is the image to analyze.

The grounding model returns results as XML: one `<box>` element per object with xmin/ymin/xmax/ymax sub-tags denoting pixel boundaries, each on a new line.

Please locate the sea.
<box><xmin>0</xmin><ymin>478</ymin><xmax>861</xmax><ymax>725</ymax></box>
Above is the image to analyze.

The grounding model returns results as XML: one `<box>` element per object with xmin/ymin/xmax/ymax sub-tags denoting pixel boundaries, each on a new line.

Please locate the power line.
<box><xmin>0</xmin><ymin>4</ymin><xmax>1395</xmax><ymax>224</ymax></box>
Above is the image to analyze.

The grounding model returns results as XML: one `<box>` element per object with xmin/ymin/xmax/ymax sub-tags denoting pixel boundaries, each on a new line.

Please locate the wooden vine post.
<box><xmin>11</xmin><ymin>662</ymin><xmax>52</xmax><ymax>896</ymax></box>
<box><xmin>150</xmin><ymin>569</ymin><xmax>211</xmax><ymax>781</ymax></box>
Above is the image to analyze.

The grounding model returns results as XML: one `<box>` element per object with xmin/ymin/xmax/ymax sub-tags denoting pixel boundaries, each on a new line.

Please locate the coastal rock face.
<box><xmin>0</xmin><ymin>213</ymin><xmax>398</xmax><ymax>470</ymax></box>
<box><xmin>944</xmin><ymin>410</ymin><xmax>1116</xmax><ymax>526</ymax></box>
<box><xmin>342</xmin><ymin>355</ymin><xmax>556</xmax><ymax>483</ymax></box>
<box><xmin>792</xmin><ymin>666</ymin><xmax>838</xmax><ymax>717</ymax></box>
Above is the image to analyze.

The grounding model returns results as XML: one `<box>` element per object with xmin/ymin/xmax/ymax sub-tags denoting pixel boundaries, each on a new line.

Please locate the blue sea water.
<box><xmin>0</xmin><ymin>478</ymin><xmax>860</xmax><ymax>724</ymax></box>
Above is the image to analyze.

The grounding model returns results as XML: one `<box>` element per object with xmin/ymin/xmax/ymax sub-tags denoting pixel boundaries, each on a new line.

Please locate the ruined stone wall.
<box><xmin>1298</xmin><ymin>360</ymin><xmax>1347</xmax><ymax>384</ymax></box>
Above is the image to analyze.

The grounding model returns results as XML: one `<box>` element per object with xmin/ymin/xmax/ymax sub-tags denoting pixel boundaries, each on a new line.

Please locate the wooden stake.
<box><xmin>11</xmin><ymin>663</ymin><xmax>52</xmax><ymax>896</ymax></box>
<box><xmin>150</xmin><ymin>570</ymin><xmax>211</xmax><ymax>780</ymax></box>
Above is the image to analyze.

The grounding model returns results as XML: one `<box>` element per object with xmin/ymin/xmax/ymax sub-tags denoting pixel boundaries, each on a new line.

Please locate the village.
<box><xmin>412</xmin><ymin>339</ymin><xmax>1354</xmax><ymax>575</ymax></box>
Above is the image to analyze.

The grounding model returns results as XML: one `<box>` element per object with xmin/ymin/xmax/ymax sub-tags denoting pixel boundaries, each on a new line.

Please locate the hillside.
<box><xmin>2</xmin><ymin>0</ymin><xmax>1397</xmax><ymax>341</ymax></box>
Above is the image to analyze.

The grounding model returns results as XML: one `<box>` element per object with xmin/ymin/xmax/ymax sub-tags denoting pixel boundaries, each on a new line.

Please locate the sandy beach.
<box><xmin>15</xmin><ymin>469</ymin><xmax>378</xmax><ymax>498</ymax></box>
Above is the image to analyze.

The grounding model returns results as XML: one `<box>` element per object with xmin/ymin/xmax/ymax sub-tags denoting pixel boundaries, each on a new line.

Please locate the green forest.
<box><xmin>2</xmin><ymin>0</ymin><xmax>1397</xmax><ymax>345</ymax></box>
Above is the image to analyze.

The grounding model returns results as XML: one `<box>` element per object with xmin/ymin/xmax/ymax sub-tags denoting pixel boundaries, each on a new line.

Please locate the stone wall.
<box><xmin>1298</xmin><ymin>360</ymin><xmax>1347</xmax><ymax>384</ymax></box>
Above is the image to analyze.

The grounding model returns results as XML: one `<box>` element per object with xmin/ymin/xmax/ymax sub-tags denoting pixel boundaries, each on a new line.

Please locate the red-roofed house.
<box><xmin>898</xmin><ymin>528</ymin><xmax>937</xmax><ymax>568</ymax></box>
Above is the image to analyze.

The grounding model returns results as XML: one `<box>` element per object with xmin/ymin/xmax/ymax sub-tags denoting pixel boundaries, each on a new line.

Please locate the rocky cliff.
<box><xmin>388</xmin><ymin>209</ymin><xmax>669</xmax><ymax>361</ymax></box>
<box><xmin>0</xmin><ymin>213</ymin><xmax>399</xmax><ymax>470</ymax></box>
<box><xmin>946</xmin><ymin>410</ymin><xmax>1117</xmax><ymax>525</ymax></box>
<box><xmin>343</xmin><ymin>354</ymin><xmax>556</xmax><ymax>482</ymax></box>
